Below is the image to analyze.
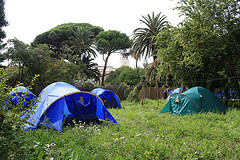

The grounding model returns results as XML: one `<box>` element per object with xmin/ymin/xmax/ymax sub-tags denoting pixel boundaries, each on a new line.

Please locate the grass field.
<box><xmin>14</xmin><ymin>99</ymin><xmax>240</xmax><ymax>159</ymax></box>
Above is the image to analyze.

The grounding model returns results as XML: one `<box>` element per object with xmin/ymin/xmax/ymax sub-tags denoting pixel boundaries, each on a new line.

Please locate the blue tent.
<box><xmin>167</xmin><ymin>88</ymin><xmax>183</xmax><ymax>99</ymax></box>
<box><xmin>9</xmin><ymin>86</ymin><xmax>36</xmax><ymax>108</ymax></box>
<box><xmin>21</xmin><ymin>82</ymin><xmax>117</xmax><ymax>131</ymax></box>
<box><xmin>91</xmin><ymin>88</ymin><xmax>122</xmax><ymax>108</ymax></box>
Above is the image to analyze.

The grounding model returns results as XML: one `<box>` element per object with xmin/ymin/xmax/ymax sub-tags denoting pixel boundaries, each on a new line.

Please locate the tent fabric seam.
<box><xmin>169</xmin><ymin>93</ymin><xmax>200</xmax><ymax>111</ymax></box>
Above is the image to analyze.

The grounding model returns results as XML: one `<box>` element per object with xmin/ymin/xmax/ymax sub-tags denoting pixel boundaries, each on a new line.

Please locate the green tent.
<box><xmin>160</xmin><ymin>86</ymin><xmax>227</xmax><ymax>115</ymax></box>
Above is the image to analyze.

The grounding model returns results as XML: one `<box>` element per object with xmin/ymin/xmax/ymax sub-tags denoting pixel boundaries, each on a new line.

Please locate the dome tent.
<box><xmin>9</xmin><ymin>86</ymin><xmax>36</xmax><ymax>108</ymax></box>
<box><xmin>91</xmin><ymin>88</ymin><xmax>122</xmax><ymax>108</ymax></box>
<box><xmin>160</xmin><ymin>86</ymin><xmax>227</xmax><ymax>115</ymax></box>
<box><xmin>22</xmin><ymin>82</ymin><xmax>117</xmax><ymax>131</ymax></box>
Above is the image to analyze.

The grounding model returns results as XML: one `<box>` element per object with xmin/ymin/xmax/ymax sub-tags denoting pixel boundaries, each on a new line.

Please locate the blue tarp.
<box><xmin>9</xmin><ymin>86</ymin><xmax>37</xmax><ymax>108</ymax></box>
<box><xmin>91</xmin><ymin>88</ymin><xmax>122</xmax><ymax>108</ymax></box>
<box><xmin>215</xmin><ymin>90</ymin><xmax>239</xmax><ymax>99</ymax></box>
<box><xmin>167</xmin><ymin>88</ymin><xmax>183</xmax><ymax>99</ymax></box>
<box><xmin>21</xmin><ymin>82</ymin><xmax>117</xmax><ymax>131</ymax></box>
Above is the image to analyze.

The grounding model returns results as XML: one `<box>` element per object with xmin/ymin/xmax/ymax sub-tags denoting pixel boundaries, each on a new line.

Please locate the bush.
<box><xmin>127</xmin><ymin>82</ymin><xmax>142</xmax><ymax>102</ymax></box>
<box><xmin>105</xmin><ymin>66</ymin><xmax>144</xmax><ymax>86</ymax></box>
<box><xmin>228</xmin><ymin>100</ymin><xmax>240</xmax><ymax>108</ymax></box>
<box><xmin>73</xmin><ymin>78</ymin><xmax>97</xmax><ymax>91</ymax></box>
<box><xmin>0</xmin><ymin>68</ymin><xmax>39</xmax><ymax>159</ymax></box>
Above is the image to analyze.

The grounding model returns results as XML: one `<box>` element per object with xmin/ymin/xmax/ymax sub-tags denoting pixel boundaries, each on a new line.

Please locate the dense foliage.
<box><xmin>0</xmin><ymin>69</ymin><xmax>36</xmax><ymax>159</ymax></box>
<box><xmin>3</xmin><ymin>23</ymin><xmax>131</xmax><ymax>92</ymax></box>
<box><xmin>32</xmin><ymin>23</ymin><xmax>103</xmax><ymax>59</ymax></box>
<box><xmin>156</xmin><ymin>0</ymin><xmax>240</xmax><ymax>90</ymax></box>
<box><xmin>2</xmin><ymin>0</ymin><xmax>240</xmax><ymax>159</ymax></box>
<box><xmin>3</xmin><ymin>38</ymin><xmax>100</xmax><ymax>93</ymax></box>
<box><xmin>105</xmin><ymin>66</ymin><xmax>144</xmax><ymax>85</ymax></box>
<box><xmin>0</xmin><ymin>0</ymin><xmax>8</xmax><ymax>62</ymax></box>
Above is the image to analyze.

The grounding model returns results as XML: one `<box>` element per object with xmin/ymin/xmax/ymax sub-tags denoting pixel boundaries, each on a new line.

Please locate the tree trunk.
<box><xmin>224</xmin><ymin>79</ymin><xmax>230</xmax><ymax>107</ymax></box>
<box><xmin>101</xmin><ymin>52</ymin><xmax>111</xmax><ymax>86</ymax></box>
<box><xmin>21</xmin><ymin>65</ymin><xmax>24</xmax><ymax>83</ymax></box>
<box><xmin>152</xmin><ymin>44</ymin><xmax>158</xmax><ymax>62</ymax></box>
<box><xmin>153</xmin><ymin>55</ymin><xmax>158</xmax><ymax>62</ymax></box>
<box><xmin>18</xmin><ymin>62</ymin><xmax>21</xmax><ymax>82</ymax></box>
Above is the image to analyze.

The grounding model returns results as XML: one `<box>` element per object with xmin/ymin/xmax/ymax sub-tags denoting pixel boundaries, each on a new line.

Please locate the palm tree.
<box><xmin>82</xmin><ymin>55</ymin><xmax>100</xmax><ymax>82</ymax></box>
<box><xmin>131</xmin><ymin>12</ymin><xmax>168</xmax><ymax>62</ymax></box>
<box><xmin>68</xmin><ymin>26</ymin><xmax>96</xmax><ymax>59</ymax></box>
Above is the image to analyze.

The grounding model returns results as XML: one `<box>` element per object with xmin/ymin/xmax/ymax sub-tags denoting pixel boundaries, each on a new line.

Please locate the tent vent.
<box><xmin>175</xmin><ymin>96</ymin><xmax>180</xmax><ymax>103</ymax></box>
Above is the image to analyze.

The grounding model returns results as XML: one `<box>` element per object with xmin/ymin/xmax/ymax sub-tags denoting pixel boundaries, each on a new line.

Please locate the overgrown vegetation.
<box><xmin>1</xmin><ymin>67</ymin><xmax>239</xmax><ymax>159</ymax></box>
<box><xmin>1</xmin><ymin>97</ymin><xmax>239</xmax><ymax>159</ymax></box>
<box><xmin>1</xmin><ymin>0</ymin><xmax>240</xmax><ymax>158</ymax></box>
<box><xmin>105</xmin><ymin>66</ymin><xmax>144</xmax><ymax>86</ymax></box>
<box><xmin>156</xmin><ymin>0</ymin><xmax>240</xmax><ymax>90</ymax></box>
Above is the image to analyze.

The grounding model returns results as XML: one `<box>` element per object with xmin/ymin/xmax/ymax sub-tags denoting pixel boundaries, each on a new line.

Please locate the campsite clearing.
<box><xmin>18</xmin><ymin>99</ymin><xmax>240</xmax><ymax>159</ymax></box>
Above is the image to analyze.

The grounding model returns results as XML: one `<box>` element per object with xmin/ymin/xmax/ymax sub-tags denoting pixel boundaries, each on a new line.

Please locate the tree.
<box><xmin>131</xmin><ymin>12</ymin><xmax>168</xmax><ymax>62</ymax></box>
<box><xmin>156</xmin><ymin>25</ymin><xmax>188</xmax><ymax>86</ymax></box>
<box><xmin>67</xmin><ymin>26</ymin><xmax>96</xmax><ymax>59</ymax></box>
<box><xmin>26</xmin><ymin>44</ymin><xmax>53</xmax><ymax>88</ymax></box>
<box><xmin>177</xmin><ymin>0</ymin><xmax>240</xmax><ymax>85</ymax></box>
<box><xmin>81</xmin><ymin>55</ymin><xmax>100</xmax><ymax>82</ymax></box>
<box><xmin>156</xmin><ymin>0</ymin><xmax>240</xmax><ymax>89</ymax></box>
<box><xmin>5</xmin><ymin>38</ymin><xmax>30</xmax><ymax>82</ymax></box>
<box><xmin>96</xmin><ymin>30</ymin><xmax>131</xmax><ymax>86</ymax></box>
<box><xmin>32</xmin><ymin>23</ymin><xmax>103</xmax><ymax>59</ymax></box>
<box><xmin>0</xmin><ymin>0</ymin><xmax>8</xmax><ymax>62</ymax></box>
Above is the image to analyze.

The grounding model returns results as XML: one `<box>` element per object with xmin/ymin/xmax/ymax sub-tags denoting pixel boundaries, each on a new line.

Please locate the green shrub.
<box><xmin>73</xmin><ymin>78</ymin><xmax>97</xmax><ymax>91</ymax></box>
<box><xmin>127</xmin><ymin>82</ymin><xmax>142</xmax><ymax>102</ymax></box>
<box><xmin>0</xmin><ymin>68</ymin><xmax>39</xmax><ymax>159</ymax></box>
<box><xmin>105</xmin><ymin>66</ymin><xmax>144</xmax><ymax>86</ymax></box>
<box><xmin>228</xmin><ymin>100</ymin><xmax>240</xmax><ymax>108</ymax></box>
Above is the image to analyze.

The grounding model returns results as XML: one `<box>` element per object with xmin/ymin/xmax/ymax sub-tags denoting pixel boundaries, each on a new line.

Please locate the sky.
<box><xmin>2</xmin><ymin>0</ymin><xmax>183</xmax><ymax>68</ymax></box>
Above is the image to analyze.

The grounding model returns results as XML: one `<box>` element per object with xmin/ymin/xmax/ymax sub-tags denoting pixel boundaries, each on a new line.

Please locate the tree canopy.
<box><xmin>32</xmin><ymin>23</ymin><xmax>103</xmax><ymax>59</ymax></box>
<box><xmin>131</xmin><ymin>12</ymin><xmax>168</xmax><ymax>61</ymax></box>
<box><xmin>67</xmin><ymin>26</ymin><xmax>97</xmax><ymax>59</ymax></box>
<box><xmin>96</xmin><ymin>30</ymin><xmax>131</xmax><ymax>86</ymax></box>
<box><xmin>156</xmin><ymin>0</ymin><xmax>240</xmax><ymax>89</ymax></box>
<box><xmin>0</xmin><ymin>0</ymin><xmax>8</xmax><ymax>62</ymax></box>
<box><xmin>0</xmin><ymin>0</ymin><xmax>7</xmax><ymax>44</ymax></box>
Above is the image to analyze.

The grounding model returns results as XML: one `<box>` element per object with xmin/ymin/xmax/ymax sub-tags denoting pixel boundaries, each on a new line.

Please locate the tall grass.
<box><xmin>15</xmin><ymin>99</ymin><xmax>240</xmax><ymax>159</ymax></box>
